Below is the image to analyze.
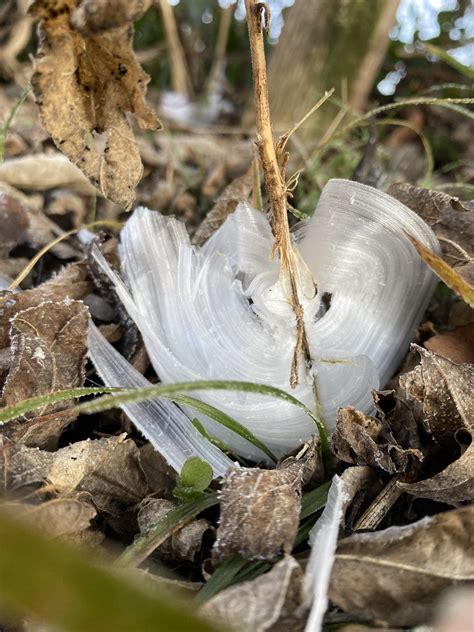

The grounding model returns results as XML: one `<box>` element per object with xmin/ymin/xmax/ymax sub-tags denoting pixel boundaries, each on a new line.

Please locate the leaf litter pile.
<box><xmin>0</xmin><ymin>1</ymin><xmax>473</xmax><ymax>631</ymax></box>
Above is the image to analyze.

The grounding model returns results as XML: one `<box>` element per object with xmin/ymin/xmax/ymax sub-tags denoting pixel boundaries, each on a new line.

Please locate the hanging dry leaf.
<box><xmin>400</xmin><ymin>345</ymin><xmax>473</xmax><ymax>446</ymax></box>
<box><xmin>406</xmin><ymin>232</ymin><xmax>474</xmax><ymax>307</ymax></box>
<box><xmin>329</xmin><ymin>507</ymin><xmax>474</xmax><ymax>627</ymax></box>
<box><xmin>28</xmin><ymin>0</ymin><xmax>162</xmax><ymax>209</ymax></box>
<box><xmin>1</xmin><ymin>299</ymin><xmax>89</xmax><ymax>448</ymax></box>
<box><xmin>0</xmin><ymin>261</ymin><xmax>92</xmax><ymax>347</ymax></box>
<box><xmin>192</xmin><ymin>166</ymin><xmax>254</xmax><ymax>246</ymax></box>
<box><xmin>213</xmin><ymin>464</ymin><xmax>302</xmax><ymax>562</ymax></box>
<box><xmin>200</xmin><ymin>556</ymin><xmax>305</xmax><ymax>632</ymax></box>
<box><xmin>331</xmin><ymin>406</ymin><xmax>423</xmax><ymax>475</ymax></box>
<box><xmin>137</xmin><ymin>498</ymin><xmax>211</xmax><ymax>562</ymax></box>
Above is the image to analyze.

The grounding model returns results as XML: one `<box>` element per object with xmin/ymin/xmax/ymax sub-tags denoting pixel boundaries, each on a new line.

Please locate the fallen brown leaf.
<box><xmin>389</xmin><ymin>182</ymin><xmax>469</xmax><ymax>221</ymax></box>
<box><xmin>425</xmin><ymin>323</ymin><xmax>474</xmax><ymax>365</ymax></box>
<box><xmin>138</xmin><ymin>498</ymin><xmax>211</xmax><ymax>562</ymax></box>
<box><xmin>0</xmin><ymin>261</ymin><xmax>93</xmax><ymax>347</ymax></box>
<box><xmin>29</xmin><ymin>0</ymin><xmax>161</xmax><ymax>209</ymax></box>
<box><xmin>1</xmin><ymin>434</ymin><xmax>152</xmax><ymax>516</ymax></box>
<box><xmin>0</xmin><ymin>191</ymin><xmax>30</xmax><ymax>256</ymax></box>
<box><xmin>200</xmin><ymin>556</ymin><xmax>305</xmax><ymax>632</ymax></box>
<box><xmin>47</xmin><ymin>434</ymin><xmax>150</xmax><ymax>515</ymax></box>
<box><xmin>213</xmin><ymin>464</ymin><xmax>302</xmax><ymax>562</ymax></box>
<box><xmin>329</xmin><ymin>507</ymin><xmax>474</xmax><ymax>627</ymax></box>
<box><xmin>1</xmin><ymin>299</ymin><xmax>89</xmax><ymax>448</ymax></box>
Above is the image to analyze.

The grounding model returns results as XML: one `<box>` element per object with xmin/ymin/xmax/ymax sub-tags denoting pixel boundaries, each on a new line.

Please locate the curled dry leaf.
<box><xmin>137</xmin><ymin>498</ymin><xmax>211</xmax><ymax>563</ymax></box>
<box><xmin>192</xmin><ymin>166</ymin><xmax>254</xmax><ymax>246</ymax></box>
<box><xmin>399</xmin><ymin>442</ymin><xmax>474</xmax><ymax>503</ymax></box>
<box><xmin>331</xmin><ymin>405</ymin><xmax>423</xmax><ymax>475</ymax></box>
<box><xmin>0</xmin><ymin>261</ymin><xmax>93</xmax><ymax>347</ymax></box>
<box><xmin>200</xmin><ymin>556</ymin><xmax>305</xmax><ymax>632</ymax></box>
<box><xmin>400</xmin><ymin>345</ymin><xmax>473</xmax><ymax>446</ymax></box>
<box><xmin>329</xmin><ymin>507</ymin><xmax>474</xmax><ymax>627</ymax></box>
<box><xmin>29</xmin><ymin>0</ymin><xmax>162</xmax><ymax>209</ymax></box>
<box><xmin>1</xmin><ymin>299</ymin><xmax>89</xmax><ymax>448</ymax></box>
<box><xmin>397</xmin><ymin>346</ymin><xmax>474</xmax><ymax>503</ymax></box>
<box><xmin>213</xmin><ymin>464</ymin><xmax>302</xmax><ymax>562</ymax></box>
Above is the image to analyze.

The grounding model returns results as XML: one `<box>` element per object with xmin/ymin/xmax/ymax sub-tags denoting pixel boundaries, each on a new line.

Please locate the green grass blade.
<box><xmin>0</xmin><ymin>85</ymin><xmax>32</xmax><ymax>164</ymax></box>
<box><xmin>173</xmin><ymin>394</ymin><xmax>277</xmax><ymax>462</ymax></box>
<box><xmin>300</xmin><ymin>481</ymin><xmax>331</xmax><ymax>520</ymax></box>
<box><xmin>0</xmin><ymin>387</ymin><xmax>119</xmax><ymax>424</ymax></box>
<box><xmin>74</xmin><ymin>380</ymin><xmax>329</xmax><ymax>454</ymax></box>
<box><xmin>195</xmin><ymin>556</ymin><xmax>248</xmax><ymax>605</ymax></box>
<box><xmin>0</xmin><ymin>510</ymin><xmax>220</xmax><ymax>632</ymax></box>
<box><xmin>0</xmin><ymin>380</ymin><xmax>329</xmax><ymax>454</ymax></box>
<box><xmin>117</xmin><ymin>492</ymin><xmax>219</xmax><ymax>568</ymax></box>
<box><xmin>424</xmin><ymin>43</ymin><xmax>474</xmax><ymax>80</ymax></box>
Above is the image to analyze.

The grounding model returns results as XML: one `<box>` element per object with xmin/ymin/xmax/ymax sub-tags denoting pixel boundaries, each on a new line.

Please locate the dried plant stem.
<box><xmin>244</xmin><ymin>0</ymin><xmax>310</xmax><ymax>388</ymax></box>
<box><xmin>159</xmin><ymin>0</ymin><xmax>193</xmax><ymax>99</ymax></box>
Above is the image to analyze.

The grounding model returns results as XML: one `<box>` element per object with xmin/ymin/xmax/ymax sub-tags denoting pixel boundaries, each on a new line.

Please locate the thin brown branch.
<box><xmin>244</xmin><ymin>0</ymin><xmax>311</xmax><ymax>388</ymax></box>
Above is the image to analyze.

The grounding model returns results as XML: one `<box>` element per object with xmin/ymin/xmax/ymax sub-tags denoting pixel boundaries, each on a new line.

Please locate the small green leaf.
<box><xmin>174</xmin><ymin>457</ymin><xmax>213</xmax><ymax>500</ymax></box>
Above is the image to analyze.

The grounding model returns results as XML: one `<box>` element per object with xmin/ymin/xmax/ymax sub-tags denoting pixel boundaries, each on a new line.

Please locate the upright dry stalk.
<box><xmin>159</xmin><ymin>0</ymin><xmax>193</xmax><ymax>99</ymax></box>
<box><xmin>244</xmin><ymin>0</ymin><xmax>310</xmax><ymax>387</ymax></box>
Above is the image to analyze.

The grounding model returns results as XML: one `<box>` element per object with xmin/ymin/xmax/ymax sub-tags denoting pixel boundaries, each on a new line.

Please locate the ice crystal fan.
<box><xmin>89</xmin><ymin>179</ymin><xmax>439</xmax><ymax>476</ymax></box>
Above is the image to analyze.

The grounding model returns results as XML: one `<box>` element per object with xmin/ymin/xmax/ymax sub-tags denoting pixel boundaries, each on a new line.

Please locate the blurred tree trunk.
<box><xmin>265</xmin><ymin>0</ymin><xmax>400</xmax><ymax>138</ymax></box>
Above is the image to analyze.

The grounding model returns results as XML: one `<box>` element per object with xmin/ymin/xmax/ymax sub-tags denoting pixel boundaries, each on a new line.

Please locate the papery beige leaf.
<box><xmin>213</xmin><ymin>464</ymin><xmax>302</xmax><ymax>562</ymax></box>
<box><xmin>29</xmin><ymin>0</ymin><xmax>161</xmax><ymax>209</ymax></box>
<box><xmin>137</xmin><ymin>498</ymin><xmax>211</xmax><ymax>562</ymax></box>
<box><xmin>47</xmin><ymin>434</ymin><xmax>150</xmax><ymax>515</ymax></box>
<box><xmin>200</xmin><ymin>556</ymin><xmax>305</xmax><ymax>632</ymax></box>
<box><xmin>329</xmin><ymin>507</ymin><xmax>474</xmax><ymax>627</ymax></box>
